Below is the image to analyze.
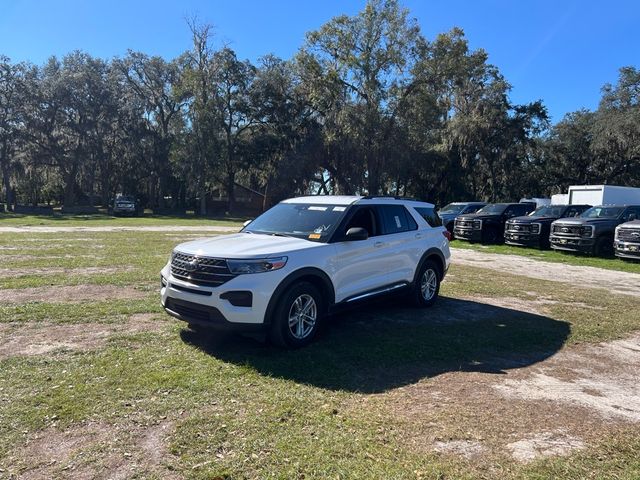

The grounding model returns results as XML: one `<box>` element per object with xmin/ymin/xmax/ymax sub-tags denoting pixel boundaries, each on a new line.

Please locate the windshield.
<box><xmin>439</xmin><ymin>203</ymin><xmax>466</xmax><ymax>215</ymax></box>
<box><xmin>476</xmin><ymin>204</ymin><xmax>508</xmax><ymax>215</ymax></box>
<box><xmin>530</xmin><ymin>206</ymin><xmax>566</xmax><ymax>217</ymax></box>
<box><xmin>580</xmin><ymin>206</ymin><xmax>624</xmax><ymax>219</ymax></box>
<box><xmin>243</xmin><ymin>203</ymin><xmax>348</xmax><ymax>242</ymax></box>
<box><xmin>117</xmin><ymin>196</ymin><xmax>135</xmax><ymax>203</ymax></box>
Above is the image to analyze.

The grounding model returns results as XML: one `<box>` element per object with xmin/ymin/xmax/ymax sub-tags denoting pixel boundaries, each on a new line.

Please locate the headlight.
<box><xmin>227</xmin><ymin>257</ymin><xmax>288</xmax><ymax>274</ymax></box>
<box><xmin>581</xmin><ymin>226</ymin><xmax>593</xmax><ymax>237</ymax></box>
<box><xmin>473</xmin><ymin>219</ymin><xmax>482</xmax><ymax>230</ymax></box>
<box><xmin>531</xmin><ymin>223</ymin><xmax>541</xmax><ymax>234</ymax></box>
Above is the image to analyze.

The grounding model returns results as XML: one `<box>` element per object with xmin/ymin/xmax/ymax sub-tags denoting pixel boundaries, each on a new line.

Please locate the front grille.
<box><xmin>552</xmin><ymin>224</ymin><xmax>582</xmax><ymax>236</ymax></box>
<box><xmin>618</xmin><ymin>229</ymin><xmax>640</xmax><ymax>243</ymax></box>
<box><xmin>171</xmin><ymin>251</ymin><xmax>236</xmax><ymax>287</ymax></box>
<box><xmin>506</xmin><ymin>223</ymin><xmax>531</xmax><ymax>233</ymax></box>
<box><xmin>455</xmin><ymin>219</ymin><xmax>473</xmax><ymax>229</ymax></box>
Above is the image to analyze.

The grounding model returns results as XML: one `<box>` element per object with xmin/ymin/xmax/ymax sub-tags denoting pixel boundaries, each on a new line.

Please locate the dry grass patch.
<box><xmin>5</xmin><ymin>419</ymin><xmax>180</xmax><ymax>479</ymax></box>
<box><xmin>0</xmin><ymin>284</ymin><xmax>148</xmax><ymax>305</ymax></box>
<box><xmin>0</xmin><ymin>314</ymin><xmax>164</xmax><ymax>359</ymax></box>
<box><xmin>382</xmin><ymin>332</ymin><xmax>640</xmax><ymax>465</ymax></box>
<box><xmin>0</xmin><ymin>266</ymin><xmax>125</xmax><ymax>279</ymax></box>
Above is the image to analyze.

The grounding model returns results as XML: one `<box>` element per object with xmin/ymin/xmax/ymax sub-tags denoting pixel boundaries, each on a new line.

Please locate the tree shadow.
<box><xmin>180</xmin><ymin>296</ymin><xmax>570</xmax><ymax>393</ymax></box>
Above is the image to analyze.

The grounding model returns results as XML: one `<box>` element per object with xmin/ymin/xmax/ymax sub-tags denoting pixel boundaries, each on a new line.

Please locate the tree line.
<box><xmin>1</xmin><ymin>0</ymin><xmax>639</xmax><ymax>214</ymax></box>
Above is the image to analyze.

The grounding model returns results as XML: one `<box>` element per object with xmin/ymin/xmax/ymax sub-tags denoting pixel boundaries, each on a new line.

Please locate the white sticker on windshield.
<box><xmin>333</xmin><ymin>206</ymin><xmax>346</xmax><ymax>211</ymax></box>
<box><xmin>308</xmin><ymin>206</ymin><xmax>328</xmax><ymax>211</ymax></box>
<box><xmin>395</xmin><ymin>216</ymin><xmax>402</xmax><ymax>228</ymax></box>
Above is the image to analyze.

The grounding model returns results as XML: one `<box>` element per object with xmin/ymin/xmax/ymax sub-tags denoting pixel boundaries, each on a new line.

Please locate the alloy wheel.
<box><xmin>288</xmin><ymin>294</ymin><xmax>317</xmax><ymax>339</ymax></box>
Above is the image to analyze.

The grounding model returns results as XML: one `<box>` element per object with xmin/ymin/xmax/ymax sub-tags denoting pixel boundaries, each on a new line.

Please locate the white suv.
<box><xmin>160</xmin><ymin>196</ymin><xmax>451</xmax><ymax>347</ymax></box>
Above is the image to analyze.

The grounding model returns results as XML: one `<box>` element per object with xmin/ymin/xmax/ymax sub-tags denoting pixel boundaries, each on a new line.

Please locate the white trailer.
<box><xmin>520</xmin><ymin>197</ymin><xmax>551</xmax><ymax>208</ymax></box>
<box><xmin>567</xmin><ymin>185</ymin><xmax>640</xmax><ymax>206</ymax></box>
<box><xmin>551</xmin><ymin>194</ymin><xmax>568</xmax><ymax>205</ymax></box>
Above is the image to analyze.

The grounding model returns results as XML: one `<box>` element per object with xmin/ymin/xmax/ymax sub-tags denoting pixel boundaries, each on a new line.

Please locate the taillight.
<box><xmin>443</xmin><ymin>230</ymin><xmax>452</xmax><ymax>241</ymax></box>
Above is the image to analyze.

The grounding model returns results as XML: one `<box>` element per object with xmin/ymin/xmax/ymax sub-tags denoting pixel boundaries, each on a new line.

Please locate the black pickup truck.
<box><xmin>615</xmin><ymin>220</ymin><xmax>640</xmax><ymax>260</ymax></box>
<box><xmin>504</xmin><ymin>204</ymin><xmax>591</xmax><ymax>249</ymax></box>
<box><xmin>550</xmin><ymin>205</ymin><xmax>640</xmax><ymax>256</ymax></box>
<box><xmin>454</xmin><ymin>202</ymin><xmax>536</xmax><ymax>244</ymax></box>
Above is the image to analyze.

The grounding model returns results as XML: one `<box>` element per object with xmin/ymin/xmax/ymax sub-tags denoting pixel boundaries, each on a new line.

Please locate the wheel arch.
<box><xmin>264</xmin><ymin>267</ymin><xmax>336</xmax><ymax>325</ymax></box>
<box><xmin>414</xmin><ymin>248</ymin><xmax>447</xmax><ymax>283</ymax></box>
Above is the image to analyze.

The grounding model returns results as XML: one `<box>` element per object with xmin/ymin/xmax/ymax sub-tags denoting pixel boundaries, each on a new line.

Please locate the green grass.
<box><xmin>0</xmin><ymin>212</ymin><xmax>246</xmax><ymax>227</ymax></box>
<box><xmin>1</xmin><ymin>229</ymin><xmax>639</xmax><ymax>478</ymax></box>
<box><xmin>452</xmin><ymin>239</ymin><xmax>640</xmax><ymax>274</ymax></box>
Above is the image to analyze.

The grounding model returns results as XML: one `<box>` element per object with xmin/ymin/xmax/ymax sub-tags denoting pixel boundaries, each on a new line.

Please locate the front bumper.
<box><xmin>160</xmin><ymin>263</ymin><xmax>284</xmax><ymax>330</ymax></box>
<box><xmin>549</xmin><ymin>235</ymin><xmax>594</xmax><ymax>253</ymax></box>
<box><xmin>453</xmin><ymin>227</ymin><xmax>481</xmax><ymax>242</ymax></box>
<box><xmin>615</xmin><ymin>241</ymin><xmax>640</xmax><ymax>259</ymax></box>
<box><xmin>113</xmin><ymin>207</ymin><xmax>136</xmax><ymax>215</ymax></box>
<box><xmin>504</xmin><ymin>232</ymin><xmax>542</xmax><ymax>247</ymax></box>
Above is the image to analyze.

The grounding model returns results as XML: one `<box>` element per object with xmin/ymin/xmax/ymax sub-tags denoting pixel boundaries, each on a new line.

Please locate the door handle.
<box><xmin>374</xmin><ymin>241</ymin><xmax>384</xmax><ymax>248</ymax></box>
<box><xmin>415</xmin><ymin>233</ymin><xmax>423</xmax><ymax>239</ymax></box>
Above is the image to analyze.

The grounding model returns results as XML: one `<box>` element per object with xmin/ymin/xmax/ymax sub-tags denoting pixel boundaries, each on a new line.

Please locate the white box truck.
<box><xmin>551</xmin><ymin>193</ymin><xmax>568</xmax><ymax>205</ymax></box>
<box><xmin>568</xmin><ymin>185</ymin><xmax>640</xmax><ymax>206</ymax></box>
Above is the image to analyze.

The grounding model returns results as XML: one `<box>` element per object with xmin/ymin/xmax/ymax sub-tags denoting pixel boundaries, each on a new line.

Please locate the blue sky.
<box><xmin>1</xmin><ymin>0</ymin><xmax>638</xmax><ymax>123</ymax></box>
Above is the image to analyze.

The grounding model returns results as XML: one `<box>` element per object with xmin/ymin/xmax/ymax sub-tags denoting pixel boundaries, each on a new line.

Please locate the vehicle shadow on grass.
<box><xmin>180</xmin><ymin>296</ymin><xmax>570</xmax><ymax>393</ymax></box>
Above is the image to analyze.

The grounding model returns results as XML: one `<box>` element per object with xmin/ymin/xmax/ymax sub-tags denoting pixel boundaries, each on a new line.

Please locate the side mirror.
<box><xmin>243</xmin><ymin>219</ymin><xmax>253</xmax><ymax>227</ymax></box>
<box><xmin>344</xmin><ymin>227</ymin><xmax>369</xmax><ymax>241</ymax></box>
<box><xmin>629</xmin><ymin>213</ymin><xmax>637</xmax><ymax>222</ymax></box>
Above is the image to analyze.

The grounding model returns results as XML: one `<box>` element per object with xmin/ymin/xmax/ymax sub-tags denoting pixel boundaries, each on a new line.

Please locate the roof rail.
<box><xmin>361</xmin><ymin>195</ymin><xmax>421</xmax><ymax>201</ymax></box>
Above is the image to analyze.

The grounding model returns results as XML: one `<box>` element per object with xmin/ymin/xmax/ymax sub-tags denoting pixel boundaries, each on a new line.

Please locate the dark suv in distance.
<box><xmin>504</xmin><ymin>204</ymin><xmax>591</xmax><ymax>249</ymax></box>
<box><xmin>615</xmin><ymin>220</ymin><xmax>640</xmax><ymax>260</ymax></box>
<box><xmin>454</xmin><ymin>202</ymin><xmax>536</xmax><ymax>244</ymax></box>
<box><xmin>112</xmin><ymin>195</ymin><xmax>139</xmax><ymax>216</ymax></box>
<box><xmin>550</xmin><ymin>205</ymin><xmax>640</xmax><ymax>256</ymax></box>
<box><xmin>437</xmin><ymin>202</ymin><xmax>486</xmax><ymax>236</ymax></box>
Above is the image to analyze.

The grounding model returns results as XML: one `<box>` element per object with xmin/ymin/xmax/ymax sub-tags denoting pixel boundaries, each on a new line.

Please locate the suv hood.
<box><xmin>174</xmin><ymin>232</ymin><xmax>324</xmax><ymax>259</ymax></box>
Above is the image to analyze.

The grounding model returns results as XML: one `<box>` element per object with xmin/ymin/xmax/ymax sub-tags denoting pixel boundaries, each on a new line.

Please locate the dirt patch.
<box><xmin>0</xmin><ymin>266</ymin><xmax>125</xmax><ymax>279</ymax></box>
<box><xmin>506</xmin><ymin>431</ymin><xmax>585</xmax><ymax>463</ymax></box>
<box><xmin>5</xmin><ymin>419</ymin><xmax>179</xmax><ymax>479</ymax></box>
<box><xmin>386</xmin><ymin>332</ymin><xmax>640</xmax><ymax>464</ymax></box>
<box><xmin>495</xmin><ymin>334</ymin><xmax>640</xmax><ymax>422</ymax></box>
<box><xmin>0</xmin><ymin>284</ymin><xmax>148</xmax><ymax>304</ymax></box>
<box><xmin>0</xmin><ymin>314</ymin><xmax>164</xmax><ymax>359</ymax></box>
<box><xmin>451</xmin><ymin>248</ymin><xmax>640</xmax><ymax>297</ymax></box>
<box><xmin>433</xmin><ymin>440</ymin><xmax>487</xmax><ymax>459</ymax></box>
<box><xmin>0</xmin><ymin>225</ymin><xmax>240</xmax><ymax>233</ymax></box>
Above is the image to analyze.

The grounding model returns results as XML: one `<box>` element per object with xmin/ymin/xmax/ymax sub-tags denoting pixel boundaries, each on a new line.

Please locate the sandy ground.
<box><xmin>0</xmin><ymin>284</ymin><xmax>148</xmax><ymax>304</ymax></box>
<box><xmin>451</xmin><ymin>247</ymin><xmax>640</xmax><ymax>297</ymax></box>
<box><xmin>0</xmin><ymin>266</ymin><xmax>124</xmax><ymax>279</ymax></box>
<box><xmin>391</xmin><ymin>332</ymin><xmax>640</xmax><ymax>464</ymax></box>
<box><xmin>0</xmin><ymin>225</ymin><xmax>240</xmax><ymax>233</ymax></box>
<box><xmin>0</xmin><ymin>314</ymin><xmax>162</xmax><ymax>359</ymax></box>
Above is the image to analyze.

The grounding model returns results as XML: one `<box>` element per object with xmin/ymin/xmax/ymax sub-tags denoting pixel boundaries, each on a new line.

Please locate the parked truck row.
<box><xmin>442</xmin><ymin>185</ymin><xmax>640</xmax><ymax>261</ymax></box>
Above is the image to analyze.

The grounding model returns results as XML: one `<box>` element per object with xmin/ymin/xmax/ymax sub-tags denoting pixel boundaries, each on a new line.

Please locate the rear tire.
<box><xmin>412</xmin><ymin>260</ymin><xmax>441</xmax><ymax>308</ymax></box>
<box><xmin>269</xmin><ymin>282</ymin><xmax>323</xmax><ymax>348</ymax></box>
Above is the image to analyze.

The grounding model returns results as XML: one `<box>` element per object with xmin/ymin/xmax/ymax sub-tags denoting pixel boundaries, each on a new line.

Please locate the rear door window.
<box><xmin>414</xmin><ymin>207</ymin><xmax>442</xmax><ymax>227</ymax></box>
<box><xmin>379</xmin><ymin>205</ymin><xmax>418</xmax><ymax>234</ymax></box>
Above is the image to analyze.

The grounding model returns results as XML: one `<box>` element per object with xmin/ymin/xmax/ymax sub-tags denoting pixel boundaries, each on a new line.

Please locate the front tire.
<box><xmin>593</xmin><ymin>236</ymin><xmax>614</xmax><ymax>257</ymax></box>
<box><xmin>412</xmin><ymin>260</ymin><xmax>441</xmax><ymax>307</ymax></box>
<box><xmin>269</xmin><ymin>282</ymin><xmax>323</xmax><ymax>348</ymax></box>
<box><xmin>483</xmin><ymin>227</ymin><xmax>499</xmax><ymax>244</ymax></box>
